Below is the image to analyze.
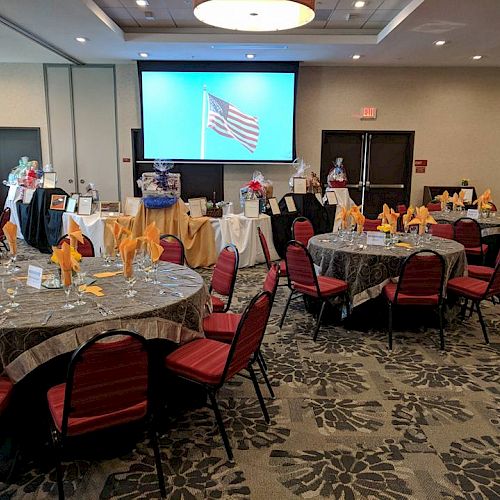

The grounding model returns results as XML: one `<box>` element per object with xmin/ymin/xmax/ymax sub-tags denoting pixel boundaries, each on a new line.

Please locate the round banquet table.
<box><xmin>0</xmin><ymin>258</ymin><xmax>207</xmax><ymax>384</ymax></box>
<box><xmin>430</xmin><ymin>210</ymin><xmax>500</xmax><ymax>237</ymax></box>
<box><xmin>308</xmin><ymin>233</ymin><xmax>467</xmax><ymax>308</ymax></box>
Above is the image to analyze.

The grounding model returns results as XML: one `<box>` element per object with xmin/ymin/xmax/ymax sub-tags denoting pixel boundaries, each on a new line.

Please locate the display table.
<box><xmin>308</xmin><ymin>233</ymin><xmax>467</xmax><ymax>308</ymax></box>
<box><xmin>1</xmin><ymin>258</ymin><xmax>207</xmax><ymax>383</ymax></box>
<box><xmin>3</xmin><ymin>186</ymin><xmax>24</xmax><ymax>239</ymax></box>
<box><xmin>430</xmin><ymin>210</ymin><xmax>500</xmax><ymax>237</ymax></box>
<box><xmin>211</xmin><ymin>213</ymin><xmax>279</xmax><ymax>268</ymax></box>
<box><xmin>62</xmin><ymin>212</ymin><xmax>135</xmax><ymax>256</ymax></box>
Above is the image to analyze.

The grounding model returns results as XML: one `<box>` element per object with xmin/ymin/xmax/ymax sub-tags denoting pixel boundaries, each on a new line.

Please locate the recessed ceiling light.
<box><xmin>136</xmin><ymin>0</ymin><xmax>149</xmax><ymax>6</ymax></box>
<box><xmin>472</xmin><ymin>55</ymin><xmax>483</xmax><ymax>60</ymax></box>
<box><xmin>434</xmin><ymin>40</ymin><xmax>447</xmax><ymax>46</ymax></box>
<box><xmin>139</xmin><ymin>52</ymin><xmax>149</xmax><ymax>58</ymax></box>
<box><xmin>354</xmin><ymin>1</ymin><xmax>366</xmax><ymax>7</ymax></box>
<box><xmin>352</xmin><ymin>54</ymin><xmax>361</xmax><ymax>60</ymax></box>
<box><xmin>246</xmin><ymin>53</ymin><xmax>255</xmax><ymax>59</ymax></box>
<box><xmin>75</xmin><ymin>36</ymin><xmax>88</xmax><ymax>43</ymax></box>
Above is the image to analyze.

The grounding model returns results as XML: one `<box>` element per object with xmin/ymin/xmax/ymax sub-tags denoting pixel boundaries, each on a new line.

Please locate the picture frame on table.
<box><xmin>42</xmin><ymin>172</ymin><xmax>57</xmax><ymax>189</ymax></box>
<box><xmin>244</xmin><ymin>199</ymin><xmax>260</xmax><ymax>219</ymax></box>
<box><xmin>285</xmin><ymin>195</ymin><xmax>297</xmax><ymax>213</ymax></box>
<box><xmin>461</xmin><ymin>188</ymin><xmax>474</xmax><ymax>204</ymax></box>
<box><xmin>77</xmin><ymin>196</ymin><xmax>93</xmax><ymax>216</ymax></box>
<box><xmin>188</xmin><ymin>198</ymin><xmax>203</xmax><ymax>218</ymax></box>
<box><xmin>50</xmin><ymin>194</ymin><xmax>67</xmax><ymax>211</ymax></box>
<box><xmin>99</xmin><ymin>201</ymin><xmax>121</xmax><ymax>217</ymax></box>
<box><xmin>326</xmin><ymin>191</ymin><xmax>338</xmax><ymax>206</ymax></box>
<box><xmin>189</xmin><ymin>197</ymin><xmax>207</xmax><ymax>216</ymax></box>
<box><xmin>65</xmin><ymin>197</ymin><xmax>77</xmax><ymax>213</ymax></box>
<box><xmin>23</xmin><ymin>188</ymin><xmax>36</xmax><ymax>204</ymax></box>
<box><xmin>268</xmin><ymin>197</ymin><xmax>281</xmax><ymax>215</ymax></box>
<box><xmin>124</xmin><ymin>197</ymin><xmax>141</xmax><ymax>217</ymax></box>
<box><xmin>293</xmin><ymin>177</ymin><xmax>307</xmax><ymax>194</ymax></box>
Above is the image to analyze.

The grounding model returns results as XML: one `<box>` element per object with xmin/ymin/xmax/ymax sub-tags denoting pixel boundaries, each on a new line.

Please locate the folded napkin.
<box><xmin>94</xmin><ymin>271</ymin><xmax>122</xmax><ymax>278</ymax></box>
<box><xmin>119</xmin><ymin>238</ymin><xmax>138</xmax><ymax>278</ymax></box>
<box><xmin>149</xmin><ymin>242</ymin><xmax>164</xmax><ymax>263</ymax></box>
<box><xmin>144</xmin><ymin>221</ymin><xmax>160</xmax><ymax>245</ymax></box>
<box><xmin>52</xmin><ymin>242</ymin><xmax>79</xmax><ymax>286</ymax></box>
<box><xmin>79</xmin><ymin>285</ymin><xmax>105</xmax><ymax>297</ymax></box>
<box><xmin>395</xmin><ymin>242</ymin><xmax>412</xmax><ymax>249</ymax></box>
<box><xmin>408</xmin><ymin>206</ymin><xmax>437</xmax><ymax>235</ymax></box>
<box><xmin>113</xmin><ymin>222</ymin><xmax>131</xmax><ymax>251</ymax></box>
<box><xmin>402</xmin><ymin>206</ymin><xmax>415</xmax><ymax>230</ymax></box>
<box><xmin>437</xmin><ymin>190</ymin><xmax>450</xmax><ymax>210</ymax></box>
<box><xmin>387</xmin><ymin>209</ymin><xmax>400</xmax><ymax>234</ymax></box>
<box><xmin>142</xmin><ymin>221</ymin><xmax>163</xmax><ymax>261</ymax></box>
<box><xmin>355</xmin><ymin>212</ymin><xmax>366</xmax><ymax>234</ymax></box>
<box><xmin>3</xmin><ymin>221</ymin><xmax>17</xmax><ymax>256</ymax></box>
<box><xmin>378</xmin><ymin>204</ymin><xmax>391</xmax><ymax>225</ymax></box>
<box><xmin>68</xmin><ymin>217</ymin><xmax>84</xmax><ymax>249</ymax></box>
<box><xmin>336</xmin><ymin>207</ymin><xmax>350</xmax><ymax>229</ymax></box>
<box><xmin>452</xmin><ymin>192</ymin><xmax>464</xmax><ymax>208</ymax></box>
<box><xmin>474</xmin><ymin>188</ymin><xmax>493</xmax><ymax>210</ymax></box>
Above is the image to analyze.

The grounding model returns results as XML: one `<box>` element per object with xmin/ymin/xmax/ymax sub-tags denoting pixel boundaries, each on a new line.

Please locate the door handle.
<box><xmin>365</xmin><ymin>180</ymin><xmax>370</xmax><ymax>192</ymax></box>
<box><xmin>80</xmin><ymin>179</ymin><xmax>85</xmax><ymax>184</ymax></box>
<box><xmin>68</xmin><ymin>179</ymin><xmax>73</xmax><ymax>184</ymax></box>
<box><xmin>369</xmin><ymin>184</ymin><xmax>405</xmax><ymax>189</ymax></box>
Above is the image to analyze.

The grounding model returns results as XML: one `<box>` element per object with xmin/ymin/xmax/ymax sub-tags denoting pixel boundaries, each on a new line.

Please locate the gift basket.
<box><xmin>138</xmin><ymin>160</ymin><xmax>180</xmax><ymax>209</ymax></box>
<box><xmin>3</xmin><ymin>156</ymin><xmax>44</xmax><ymax>190</ymax></box>
<box><xmin>240</xmin><ymin>171</ymin><xmax>272</xmax><ymax>213</ymax></box>
<box><xmin>327</xmin><ymin>157</ymin><xmax>348</xmax><ymax>188</ymax></box>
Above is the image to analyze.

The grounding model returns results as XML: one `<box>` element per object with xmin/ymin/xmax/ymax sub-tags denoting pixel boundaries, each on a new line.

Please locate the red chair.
<box><xmin>447</xmin><ymin>261</ymin><xmax>500</xmax><ymax>344</ymax></box>
<box><xmin>46</xmin><ymin>330</ymin><xmax>165</xmax><ymax>499</ymax></box>
<box><xmin>0</xmin><ymin>207</ymin><xmax>11</xmax><ymax>251</ymax></box>
<box><xmin>0</xmin><ymin>376</ymin><xmax>15</xmax><ymax>480</ymax></box>
<box><xmin>383</xmin><ymin>250</ymin><xmax>446</xmax><ymax>350</ymax></box>
<box><xmin>427</xmin><ymin>202</ymin><xmax>442</xmax><ymax>212</ymax></box>
<box><xmin>0</xmin><ymin>377</ymin><xmax>13</xmax><ymax>416</ymax></box>
<box><xmin>159</xmin><ymin>234</ymin><xmax>185</xmax><ymax>265</ymax></box>
<box><xmin>430</xmin><ymin>223</ymin><xmax>454</xmax><ymax>240</ymax></box>
<box><xmin>209</xmin><ymin>244</ymin><xmax>239</xmax><ymax>312</ymax></box>
<box><xmin>454</xmin><ymin>218</ymin><xmax>488</xmax><ymax>264</ymax></box>
<box><xmin>280</xmin><ymin>240</ymin><xmax>349</xmax><ymax>341</ymax></box>
<box><xmin>57</xmin><ymin>234</ymin><xmax>95</xmax><ymax>257</ymax></box>
<box><xmin>292</xmin><ymin>217</ymin><xmax>314</xmax><ymax>247</ymax></box>
<box><xmin>363</xmin><ymin>218</ymin><xmax>381</xmax><ymax>231</ymax></box>
<box><xmin>468</xmin><ymin>249</ymin><xmax>500</xmax><ymax>281</ymax></box>
<box><xmin>165</xmin><ymin>291</ymin><xmax>273</xmax><ymax>461</ymax></box>
<box><xmin>257</xmin><ymin>227</ymin><xmax>287</xmax><ymax>281</ymax></box>
<box><xmin>203</xmin><ymin>264</ymin><xmax>280</xmax><ymax>398</ymax></box>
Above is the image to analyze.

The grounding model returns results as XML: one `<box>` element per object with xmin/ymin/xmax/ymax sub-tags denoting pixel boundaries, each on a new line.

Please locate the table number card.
<box><xmin>366</xmin><ymin>231</ymin><xmax>386</xmax><ymax>246</ymax></box>
<box><xmin>244</xmin><ymin>199</ymin><xmax>260</xmax><ymax>219</ymax></box>
<box><xmin>268</xmin><ymin>197</ymin><xmax>281</xmax><ymax>215</ymax></box>
<box><xmin>285</xmin><ymin>196</ymin><xmax>297</xmax><ymax>213</ymax></box>
<box><xmin>466</xmin><ymin>209</ymin><xmax>479</xmax><ymax>219</ymax></box>
<box><xmin>27</xmin><ymin>265</ymin><xmax>43</xmax><ymax>289</ymax></box>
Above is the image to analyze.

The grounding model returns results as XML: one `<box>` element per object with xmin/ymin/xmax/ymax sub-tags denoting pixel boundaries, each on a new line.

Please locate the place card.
<box><xmin>315</xmin><ymin>193</ymin><xmax>324</xmax><ymax>205</ymax></box>
<box><xmin>124</xmin><ymin>197</ymin><xmax>141</xmax><ymax>217</ymax></box>
<box><xmin>65</xmin><ymin>197</ymin><xmax>77</xmax><ymax>213</ymax></box>
<box><xmin>326</xmin><ymin>191</ymin><xmax>338</xmax><ymax>205</ymax></box>
<box><xmin>466</xmin><ymin>209</ymin><xmax>479</xmax><ymax>219</ymax></box>
<box><xmin>285</xmin><ymin>196</ymin><xmax>297</xmax><ymax>213</ymax></box>
<box><xmin>77</xmin><ymin>196</ymin><xmax>93</xmax><ymax>215</ymax></box>
<box><xmin>293</xmin><ymin>177</ymin><xmax>307</xmax><ymax>194</ymax></box>
<box><xmin>268</xmin><ymin>197</ymin><xmax>281</xmax><ymax>215</ymax></box>
<box><xmin>188</xmin><ymin>198</ymin><xmax>203</xmax><ymax>218</ymax></box>
<box><xmin>366</xmin><ymin>231</ymin><xmax>386</xmax><ymax>246</ymax></box>
<box><xmin>27</xmin><ymin>265</ymin><xmax>43</xmax><ymax>289</ymax></box>
<box><xmin>244</xmin><ymin>199</ymin><xmax>260</xmax><ymax>218</ymax></box>
<box><xmin>42</xmin><ymin>172</ymin><xmax>56</xmax><ymax>189</ymax></box>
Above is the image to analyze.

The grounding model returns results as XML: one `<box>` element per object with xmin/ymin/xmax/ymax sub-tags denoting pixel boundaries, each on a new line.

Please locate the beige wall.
<box><xmin>1</xmin><ymin>63</ymin><xmax>499</xmax><ymax>208</ymax></box>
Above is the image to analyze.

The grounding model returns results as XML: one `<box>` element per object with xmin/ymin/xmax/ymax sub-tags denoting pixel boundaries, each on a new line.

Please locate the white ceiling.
<box><xmin>0</xmin><ymin>0</ymin><xmax>499</xmax><ymax>66</ymax></box>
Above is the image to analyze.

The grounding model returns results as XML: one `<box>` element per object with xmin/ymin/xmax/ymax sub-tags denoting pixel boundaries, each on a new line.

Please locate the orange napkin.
<box><xmin>378</xmin><ymin>204</ymin><xmax>391</xmax><ymax>224</ymax></box>
<box><xmin>94</xmin><ymin>271</ymin><xmax>122</xmax><ymax>278</ymax></box>
<box><xmin>52</xmin><ymin>242</ymin><xmax>77</xmax><ymax>286</ymax></box>
<box><xmin>396</xmin><ymin>242</ymin><xmax>412</xmax><ymax>249</ymax></box>
<box><xmin>402</xmin><ymin>206</ymin><xmax>415</xmax><ymax>230</ymax></box>
<box><xmin>335</xmin><ymin>207</ymin><xmax>350</xmax><ymax>229</ymax></box>
<box><xmin>68</xmin><ymin>217</ymin><xmax>84</xmax><ymax>249</ymax></box>
<box><xmin>387</xmin><ymin>209</ymin><xmax>400</xmax><ymax>234</ymax></box>
<box><xmin>119</xmin><ymin>238</ymin><xmax>138</xmax><ymax>278</ymax></box>
<box><xmin>355</xmin><ymin>213</ymin><xmax>365</xmax><ymax>234</ymax></box>
<box><xmin>451</xmin><ymin>192</ymin><xmax>464</xmax><ymax>208</ymax></box>
<box><xmin>144</xmin><ymin>221</ymin><xmax>160</xmax><ymax>245</ymax></box>
<box><xmin>3</xmin><ymin>221</ymin><xmax>17</xmax><ymax>256</ymax></box>
<box><xmin>437</xmin><ymin>190</ymin><xmax>450</xmax><ymax>210</ymax></box>
<box><xmin>474</xmin><ymin>189</ymin><xmax>493</xmax><ymax>210</ymax></box>
<box><xmin>408</xmin><ymin>206</ymin><xmax>437</xmax><ymax>235</ymax></box>
<box><xmin>79</xmin><ymin>285</ymin><xmax>105</xmax><ymax>297</ymax></box>
<box><xmin>149</xmin><ymin>242</ymin><xmax>164</xmax><ymax>263</ymax></box>
<box><xmin>113</xmin><ymin>222</ymin><xmax>132</xmax><ymax>251</ymax></box>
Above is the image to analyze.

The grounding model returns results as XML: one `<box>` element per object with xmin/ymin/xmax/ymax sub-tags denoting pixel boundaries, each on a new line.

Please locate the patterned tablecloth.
<box><xmin>0</xmin><ymin>258</ymin><xmax>207</xmax><ymax>383</ymax></box>
<box><xmin>308</xmin><ymin>233</ymin><xmax>467</xmax><ymax>308</ymax></box>
<box><xmin>430</xmin><ymin>210</ymin><xmax>500</xmax><ymax>237</ymax></box>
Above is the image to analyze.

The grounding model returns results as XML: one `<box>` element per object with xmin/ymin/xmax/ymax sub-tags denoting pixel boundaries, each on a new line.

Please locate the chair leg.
<box><xmin>344</xmin><ymin>292</ymin><xmax>351</xmax><ymax>319</ymax></box>
<box><xmin>459</xmin><ymin>299</ymin><xmax>468</xmax><ymax>319</ymax></box>
<box><xmin>313</xmin><ymin>301</ymin><xmax>326</xmax><ymax>342</ymax></box>
<box><xmin>258</xmin><ymin>350</ymin><xmax>267</xmax><ymax>372</ymax></box>
<box><xmin>256</xmin><ymin>352</ymin><xmax>275</xmax><ymax>399</ymax></box>
<box><xmin>279</xmin><ymin>290</ymin><xmax>294</xmax><ymax>329</ymax></box>
<box><xmin>475</xmin><ymin>301</ymin><xmax>490</xmax><ymax>344</ymax></box>
<box><xmin>207</xmin><ymin>390</ymin><xmax>233</xmax><ymax>462</ymax></box>
<box><xmin>388</xmin><ymin>302</ymin><xmax>393</xmax><ymax>350</ymax></box>
<box><xmin>149</xmin><ymin>421</ymin><xmax>166</xmax><ymax>498</ymax></box>
<box><xmin>50</xmin><ymin>429</ymin><xmax>65</xmax><ymax>500</ymax></box>
<box><xmin>249</xmin><ymin>365</ymin><xmax>270</xmax><ymax>424</ymax></box>
<box><xmin>438</xmin><ymin>304</ymin><xmax>445</xmax><ymax>351</ymax></box>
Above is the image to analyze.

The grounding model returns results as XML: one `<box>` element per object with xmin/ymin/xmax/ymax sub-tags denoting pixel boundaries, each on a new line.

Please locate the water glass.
<box><xmin>62</xmin><ymin>284</ymin><xmax>75</xmax><ymax>309</ymax></box>
<box><xmin>6</xmin><ymin>281</ymin><xmax>19</xmax><ymax>308</ymax></box>
<box><xmin>74</xmin><ymin>272</ymin><xmax>87</xmax><ymax>306</ymax></box>
<box><xmin>102</xmin><ymin>249</ymin><xmax>112</xmax><ymax>268</ymax></box>
<box><xmin>125</xmin><ymin>275</ymin><xmax>137</xmax><ymax>298</ymax></box>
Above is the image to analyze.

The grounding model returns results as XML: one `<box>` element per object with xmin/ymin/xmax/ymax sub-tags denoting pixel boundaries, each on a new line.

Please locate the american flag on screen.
<box><xmin>207</xmin><ymin>93</ymin><xmax>259</xmax><ymax>153</ymax></box>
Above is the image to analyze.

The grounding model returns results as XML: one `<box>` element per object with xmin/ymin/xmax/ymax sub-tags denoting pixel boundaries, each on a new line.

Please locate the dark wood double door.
<box><xmin>320</xmin><ymin>131</ymin><xmax>414</xmax><ymax>218</ymax></box>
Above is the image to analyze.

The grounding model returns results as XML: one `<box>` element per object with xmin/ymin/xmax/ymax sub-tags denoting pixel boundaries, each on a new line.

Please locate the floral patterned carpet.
<box><xmin>1</xmin><ymin>258</ymin><xmax>499</xmax><ymax>499</ymax></box>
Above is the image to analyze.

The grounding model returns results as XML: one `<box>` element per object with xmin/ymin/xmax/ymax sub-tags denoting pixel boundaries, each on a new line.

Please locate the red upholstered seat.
<box><xmin>465</xmin><ymin>244</ymin><xmax>489</xmax><ymax>256</ymax></box>
<box><xmin>293</xmin><ymin>275</ymin><xmax>348</xmax><ymax>297</ymax></box>
<box><xmin>468</xmin><ymin>265</ymin><xmax>494</xmax><ymax>281</ymax></box>
<box><xmin>209</xmin><ymin>245</ymin><xmax>239</xmax><ymax>313</ymax></box>
<box><xmin>211</xmin><ymin>295</ymin><xmax>225</xmax><ymax>312</ymax></box>
<box><xmin>258</xmin><ymin>227</ymin><xmax>287</xmax><ymax>279</ymax></box>
<box><xmin>203</xmin><ymin>313</ymin><xmax>241</xmax><ymax>342</ymax></box>
<box><xmin>363</xmin><ymin>219</ymin><xmax>381</xmax><ymax>231</ymax></box>
<box><xmin>430</xmin><ymin>223</ymin><xmax>454</xmax><ymax>240</ymax></box>
<box><xmin>279</xmin><ymin>260</ymin><xmax>287</xmax><ymax>275</ymax></box>
<box><xmin>383</xmin><ymin>283</ymin><xmax>439</xmax><ymax>305</ymax></box>
<box><xmin>57</xmin><ymin>235</ymin><xmax>95</xmax><ymax>257</ymax></box>
<box><xmin>292</xmin><ymin>218</ymin><xmax>314</xmax><ymax>247</ymax></box>
<box><xmin>159</xmin><ymin>234</ymin><xmax>185</xmax><ymax>265</ymax></box>
<box><xmin>427</xmin><ymin>202</ymin><xmax>442</xmax><ymax>212</ymax></box>
<box><xmin>0</xmin><ymin>376</ymin><xmax>13</xmax><ymax>415</ymax></box>
<box><xmin>454</xmin><ymin>218</ymin><xmax>487</xmax><ymax>262</ymax></box>
<box><xmin>447</xmin><ymin>276</ymin><xmax>488</xmax><ymax>300</ymax></box>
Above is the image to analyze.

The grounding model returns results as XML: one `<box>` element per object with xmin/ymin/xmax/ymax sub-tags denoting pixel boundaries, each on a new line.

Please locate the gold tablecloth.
<box><xmin>132</xmin><ymin>200</ymin><xmax>217</xmax><ymax>267</ymax></box>
<box><xmin>103</xmin><ymin>215</ymin><xmax>135</xmax><ymax>254</ymax></box>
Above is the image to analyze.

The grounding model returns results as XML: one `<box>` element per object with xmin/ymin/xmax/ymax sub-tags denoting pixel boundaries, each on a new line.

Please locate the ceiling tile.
<box><xmin>335</xmin><ymin>0</ymin><xmax>383</xmax><ymax>9</ymax></box>
<box><xmin>95</xmin><ymin>0</ymin><xmax>124</xmax><ymax>7</ymax></box>
<box><xmin>379</xmin><ymin>0</ymin><xmax>413</xmax><ymax>9</ymax></box>
<box><xmin>101</xmin><ymin>6</ymin><xmax>136</xmax><ymax>21</ymax></box>
<box><xmin>368</xmin><ymin>9</ymin><xmax>400</xmax><ymax>21</ymax></box>
<box><xmin>168</xmin><ymin>8</ymin><xmax>205</xmax><ymax>27</ymax></box>
<box><xmin>327</xmin><ymin>9</ymin><xmax>371</xmax><ymax>28</ymax></box>
<box><xmin>363</xmin><ymin>20</ymin><xmax>388</xmax><ymax>29</ymax></box>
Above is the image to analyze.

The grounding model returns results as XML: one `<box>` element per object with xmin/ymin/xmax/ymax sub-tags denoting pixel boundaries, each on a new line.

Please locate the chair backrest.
<box><xmin>61</xmin><ymin>330</ymin><xmax>149</xmax><ymax>437</ymax></box>
<box><xmin>262</xmin><ymin>263</ymin><xmax>280</xmax><ymax>299</ymax></box>
<box><xmin>159</xmin><ymin>234</ymin><xmax>185</xmax><ymax>265</ymax></box>
<box><xmin>221</xmin><ymin>291</ymin><xmax>272</xmax><ymax>384</ymax></box>
<box><xmin>430</xmin><ymin>223</ymin><xmax>454</xmax><ymax>240</ymax></box>
<box><xmin>285</xmin><ymin>240</ymin><xmax>321</xmax><ymax>296</ymax></box>
<box><xmin>210</xmin><ymin>244</ymin><xmax>239</xmax><ymax>304</ymax></box>
<box><xmin>57</xmin><ymin>234</ymin><xmax>95</xmax><ymax>257</ymax></box>
<box><xmin>257</xmin><ymin>227</ymin><xmax>272</xmax><ymax>269</ymax></box>
<box><xmin>363</xmin><ymin>218</ymin><xmax>380</xmax><ymax>231</ymax></box>
<box><xmin>454</xmin><ymin>217</ymin><xmax>482</xmax><ymax>249</ymax></box>
<box><xmin>395</xmin><ymin>250</ymin><xmax>445</xmax><ymax>301</ymax></box>
<box><xmin>292</xmin><ymin>217</ymin><xmax>314</xmax><ymax>247</ymax></box>
<box><xmin>426</xmin><ymin>202</ymin><xmax>442</xmax><ymax>212</ymax></box>
<box><xmin>485</xmin><ymin>259</ymin><xmax>500</xmax><ymax>298</ymax></box>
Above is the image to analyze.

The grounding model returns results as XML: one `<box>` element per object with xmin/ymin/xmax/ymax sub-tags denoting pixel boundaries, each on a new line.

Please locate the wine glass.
<box><xmin>1</xmin><ymin>252</ymin><xmax>12</xmax><ymax>275</ymax></box>
<box><xmin>125</xmin><ymin>275</ymin><xmax>137</xmax><ymax>298</ymax></box>
<box><xmin>9</xmin><ymin>254</ymin><xmax>19</xmax><ymax>273</ymax></box>
<box><xmin>6</xmin><ymin>281</ymin><xmax>19</xmax><ymax>308</ymax></box>
<box><xmin>152</xmin><ymin>262</ymin><xmax>160</xmax><ymax>285</ymax></box>
<box><xmin>102</xmin><ymin>248</ymin><xmax>112</xmax><ymax>268</ymax></box>
<box><xmin>62</xmin><ymin>283</ymin><xmax>75</xmax><ymax>309</ymax></box>
<box><xmin>74</xmin><ymin>272</ymin><xmax>87</xmax><ymax>306</ymax></box>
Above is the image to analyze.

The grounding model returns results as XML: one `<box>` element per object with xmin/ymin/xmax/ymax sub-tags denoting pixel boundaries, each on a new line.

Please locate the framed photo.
<box><xmin>77</xmin><ymin>196</ymin><xmax>93</xmax><ymax>216</ymax></box>
<box><xmin>285</xmin><ymin>195</ymin><xmax>297</xmax><ymax>213</ymax></box>
<box><xmin>124</xmin><ymin>197</ymin><xmax>141</xmax><ymax>217</ymax></box>
<box><xmin>293</xmin><ymin>177</ymin><xmax>307</xmax><ymax>194</ymax></box>
<box><xmin>462</xmin><ymin>188</ymin><xmax>474</xmax><ymax>204</ymax></box>
<box><xmin>42</xmin><ymin>172</ymin><xmax>57</xmax><ymax>189</ymax></box>
<box><xmin>188</xmin><ymin>198</ymin><xmax>203</xmax><ymax>218</ymax></box>
<box><xmin>189</xmin><ymin>197</ymin><xmax>207</xmax><ymax>216</ymax></box>
<box><xmin>99</xmin><ymin>201</ymin><xmax>121</xmax><ymax>217</ymax></box>
<box><xmin>268</xmin><ymin>197</ymin><xmax>281</xmax><ymax>215</ymax></box>
<box><xmin>50</xmin><ymin>194</ymin><xmax>67</xmax><ymax>211</ymax></box>
<box><xmin>23</xmin><ymin>188</ymin><xmax>36</xmax><ymax>204</ymax></box>
<box><xmin>244</xmin><ymin>199</ymin><xmax>260</xmax><ymax>219</ymax></box>
<box><xmin>326</xmin><ymin>191</ymin><xmax>338</xmax><ymax>205</ymax></box>
<box><xmin>66</xmin><ymin>198</ymin><xmax>77</xmax><ymax>213</ymax></box>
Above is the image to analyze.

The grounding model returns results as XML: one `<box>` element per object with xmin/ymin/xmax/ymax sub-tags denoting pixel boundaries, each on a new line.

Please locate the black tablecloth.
<box><xmin>22</xmin><ymin>188</ymin><xmax>68</xmax><ymax>253</ymax></box>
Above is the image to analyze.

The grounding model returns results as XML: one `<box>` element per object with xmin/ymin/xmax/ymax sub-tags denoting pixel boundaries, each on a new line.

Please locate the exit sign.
<box><xmin>361</xmin><ymin>107</ymin><xmax>377</xmax><ymax>120</ymax></box>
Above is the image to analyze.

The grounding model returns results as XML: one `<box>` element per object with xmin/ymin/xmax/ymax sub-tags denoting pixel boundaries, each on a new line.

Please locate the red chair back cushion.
<box><xmin>363</xmin><ymin>219</ymin><xmax>381</xmax><ymax>231</ymax></box>
<box><xmin>398</xmin><ymin>254</ymin><xmax>443</xmax><ymax>297</ymax></box>
<box><xmin>286</xmin><ymin>244</ymin><xmax>316</xmax><ymax>288</ymax></box>
<box><xmin>258</xmin><ymin>228</ymin><xmax>272</xmax><ymax>267</ymax></box>
<box><xmin>454</xmin><ymin>219</ymin><xmax>481</xmax><ymax>249</ymax></box>
<box><xmin>293</xmin><ymin>220</ymin><xmax>314</xmax><ymax>247</ymax></box>
<box><xmin>263</xmin><ymin>264</ymin><xmax>279</xmax><ymax>296</ymax></box>
<box><xmin>426</xmin><ymin>202</ymin><xmax>442</xmax><ymax>212</ymax></box>
<box><xmin>212</xmin><ymin>247</ymin><xmax>237</xmax><ymax>296</ymax></box>
<box><xmin>59</xmin><ymin>236</ymin><xmax>95</xmax><ymax>257</ymax></box>
<box><xmin>69</xmin><ymin>336</ymin><xmax>148</xmax><ymax>419</ymax></box>
<box><xmin>430</xmin><ymin>223</ymin><xmax>454</xmax><ymax>240</ymax></box>
<box><xmin>159</xmin><ymin>237</ymin><xmax>184</xmax><ymax>265</ymax></box>
<box><xmin>487</xmin><ymin>261</ymin><xmax>500</xmax><ymax>297</ymax></box>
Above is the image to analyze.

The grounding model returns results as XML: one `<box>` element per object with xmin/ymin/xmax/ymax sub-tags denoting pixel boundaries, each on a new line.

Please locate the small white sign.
<box><xmin>268</xmin><ymin>197</ymin><xmax>281</xmax><ymax>215</ymax></box>
<box><xmin>26</xmin><ymin>265</ymin><xmax>43</xmax><ymax>289</ymax></box>
<box><xmin>188</xmin><ymin>198</ymin><xmax>203</xmax><ymax>218</ymax></box>
<box><xmin>285</xmin><ymin>196</ymin><xmax>297</xmax><ymax>213</ymax></box>
<box><xmin>366</xmin><ymin>231</ymin><xmax>386</xmax><ymax>246</ymax></box>
<box><xmin>326</xmin><ymin>191</ymin><xmax>338</xmax><ymax>205</ymax></box>
<box><xmin>467</xmin><ymin>209</ymin><xmax>479</xmax><ymax>219</ymax></box>
<box><xmin>293</xmin><ymin>177</ymin><xmax>307</xmax><ymax>194</ymax></box>
<box><xmin>244</xmin><ymin>199</ymin><xmax>260</xmax><ymax>218</ymax></box>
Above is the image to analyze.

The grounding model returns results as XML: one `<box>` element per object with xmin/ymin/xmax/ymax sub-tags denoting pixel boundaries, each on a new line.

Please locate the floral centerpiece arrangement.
<box><xmin>138</xmin><ymin>160</ymin><xmax>180</xmax><ymax>209</ymax></box>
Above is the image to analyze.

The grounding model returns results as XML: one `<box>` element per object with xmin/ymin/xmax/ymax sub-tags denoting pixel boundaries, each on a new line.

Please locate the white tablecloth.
<box><xmin>62</xmin><ymin>213</ymin><xmax>108</xmax><ymax>256</ymax></box>
<box><xmin>211</xmin><ymin>213</ymin><xmax>279</xmax><ymax>268</ymax></box>
<box><xmin>4</xmin><ymin>186</ymin><xmax>24</xmax><ymax>239</ymax></box>
<box><xmin>325</xmin><ymin>188</ymin><xmax>355</xmax><ymax>231</ymax></box>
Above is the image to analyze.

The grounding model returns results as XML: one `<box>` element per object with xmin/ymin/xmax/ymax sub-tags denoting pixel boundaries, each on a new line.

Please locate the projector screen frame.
<box><xmin>137</xmin><ymin>60</ymin><xmax>299</xmax><ymax>164</ymax></box>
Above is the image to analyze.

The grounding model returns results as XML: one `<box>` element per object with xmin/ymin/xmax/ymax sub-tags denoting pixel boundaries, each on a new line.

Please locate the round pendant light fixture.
<box><xmin>193</xmin><ymin>0</ymin><xmax>315</xmax><ymax>31</ymax></box>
